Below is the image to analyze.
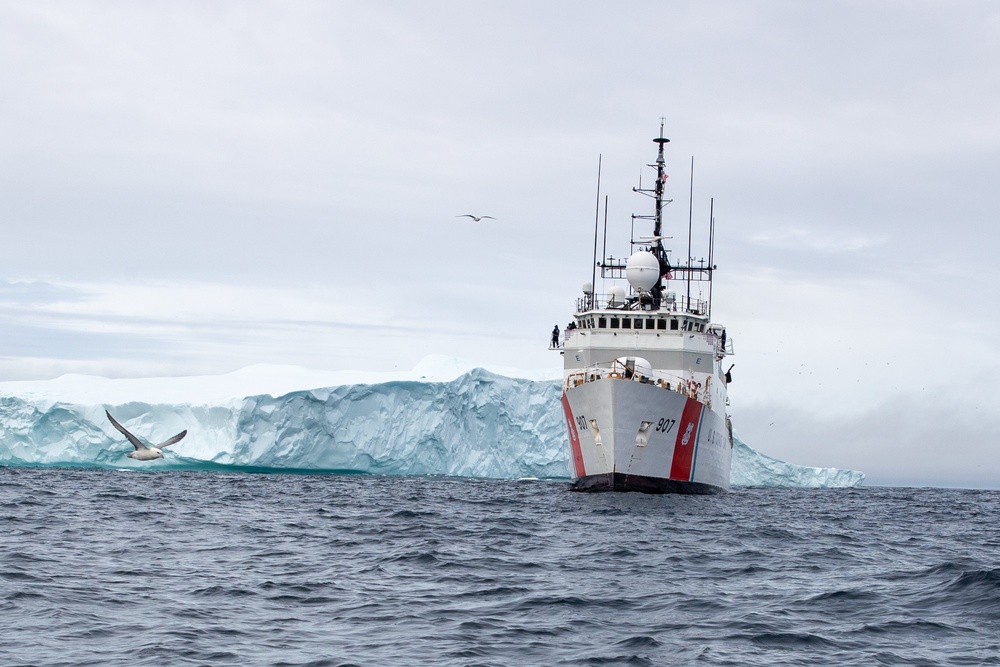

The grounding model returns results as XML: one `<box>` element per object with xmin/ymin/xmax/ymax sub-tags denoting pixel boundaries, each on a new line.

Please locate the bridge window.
<box><xmin>610</xmin><ymin>318</ymin><xmax>619</xmax><ymax>329</ymax></box>
<box><xmin>670</xmin><ymin>319</ymin><xmax>679</xmax><ymax>331</ymax></box>
<box><xmin>657</xmin><ymin>319</ymin><xmax>666</xmax><ymax>330</ymax></box>
<box><xmin>598</xmin><ymin>317</ymin><xmax>607</xmax><ymax>328</ymax></box>
<box><xmin>645</xmin><ymin>319</ymin><xmax>656</xmax><ymax>330</ymax></box>
<box><xmin>622</xmin><ymin>319</ymin><xmax>631</xmax><ymax>329</ymax></box>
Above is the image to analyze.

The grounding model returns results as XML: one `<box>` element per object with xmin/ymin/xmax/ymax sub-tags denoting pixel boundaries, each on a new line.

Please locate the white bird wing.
<box><xmin>105</xmin><ymin>410</ymin><xmax>149</xmax><ymax>451</ymax></box>
<box><xmin>156</xmin><ymin>430</ymin><xmax>187</xmax><ymax>449</ymax></box>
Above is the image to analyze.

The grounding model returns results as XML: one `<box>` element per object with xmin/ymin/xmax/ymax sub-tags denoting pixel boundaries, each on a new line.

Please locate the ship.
<box><xmin>558</xmin><ymin>123</ymin><xmax>734</xmax><ymax>493</ymax></box>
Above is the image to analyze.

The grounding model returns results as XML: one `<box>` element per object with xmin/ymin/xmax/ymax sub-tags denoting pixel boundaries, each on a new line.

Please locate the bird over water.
<box><xmin>456</xmin><ymin>214</ymin><xmax>494</xmax><ymax>222</ymax></box>
<box><xmin>105</xmin><ymin>410</ymin><xmax>187</xmax><ymax>461</ymax></box>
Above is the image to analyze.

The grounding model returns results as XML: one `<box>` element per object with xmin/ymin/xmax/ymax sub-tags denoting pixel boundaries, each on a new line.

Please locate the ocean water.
<box><xmin>1</xmin><ymin>468</ymin><xmax>997</xmax><ymax>666</ymax></box>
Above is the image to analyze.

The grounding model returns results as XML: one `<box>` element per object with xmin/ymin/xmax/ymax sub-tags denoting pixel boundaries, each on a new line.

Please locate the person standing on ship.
<box><xmin>551</xmin><ymin>325</ymin><xmax>560</xmax><ymax>349</ymax></box>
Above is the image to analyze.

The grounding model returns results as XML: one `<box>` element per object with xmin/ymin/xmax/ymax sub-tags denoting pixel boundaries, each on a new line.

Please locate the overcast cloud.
<box><xmin>2</xmin><ymin>1</ymin><xmax>999</xmax><ymax>487</ymax></box>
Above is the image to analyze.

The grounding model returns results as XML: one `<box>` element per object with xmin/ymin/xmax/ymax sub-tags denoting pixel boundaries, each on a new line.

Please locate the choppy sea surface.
<box><xmin>1</xmin><ymin>468</ymin><xmax>998</xmax><ymax>666</ymax></box>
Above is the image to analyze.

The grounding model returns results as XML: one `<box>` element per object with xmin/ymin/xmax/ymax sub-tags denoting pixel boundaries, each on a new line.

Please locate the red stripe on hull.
<box><xmin>669</xmin><ymin>397</ymin><xmax>704</xmax><ymax>481</ymax></box>
<box><xmin>561</xmin><ymin>393</ymin><xmax>586</xmax><ymax>478</ymax></box>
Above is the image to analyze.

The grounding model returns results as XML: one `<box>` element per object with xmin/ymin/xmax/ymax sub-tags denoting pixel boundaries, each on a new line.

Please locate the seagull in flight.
<box><xmin>106</xmin><ymin>410</ymin><xmax>187</xmax><ymax>461</ymax></box>
<box><xmin>456</xmin><ymin>214</ymin><xmax>495</xmax><ymax>222</ymax></box>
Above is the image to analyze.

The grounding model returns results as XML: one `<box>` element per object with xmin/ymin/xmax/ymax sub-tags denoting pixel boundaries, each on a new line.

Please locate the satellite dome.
<box><xmin>608</xmin><ymin>286</ymin><xmax>626</xmax><ymax>306</ymax></box>
<box><xmin>626</xmin><ymin>251</ymin><xmax>659</xmax><ymax>291</ymax></box>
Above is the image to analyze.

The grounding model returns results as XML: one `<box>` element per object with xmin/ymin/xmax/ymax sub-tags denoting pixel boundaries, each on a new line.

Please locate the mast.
<box><xmin>599</xmin><ymin>121</ymin><xmax>715</xmax><ymax>310</ymax></box>
<box><xmin>651</xmin><ymin>120</ymin><xmax>672</xmax><ymax>293</ymax></box>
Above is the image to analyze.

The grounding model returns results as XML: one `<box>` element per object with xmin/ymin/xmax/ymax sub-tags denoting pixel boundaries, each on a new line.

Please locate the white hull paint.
<box><xmin>562</xmin><ymin>375</ymin><xmax>731</xmax><ymax>494</ymax></box>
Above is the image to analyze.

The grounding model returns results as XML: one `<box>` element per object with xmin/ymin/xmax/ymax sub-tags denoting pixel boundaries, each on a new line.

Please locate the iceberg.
<box><xmin>0</xmin><ymin>357</ymin><xmax>863</xmax><ymax>487</ymax></box>
<box><xmin>730</xmin><ymin>432</ymin><xmax>865</xmax><ymax>489</ymax></box>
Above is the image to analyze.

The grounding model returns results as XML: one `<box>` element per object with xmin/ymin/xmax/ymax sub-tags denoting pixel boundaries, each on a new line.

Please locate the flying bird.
<box><xmin>456</xmin><ymin>214</ymin><xmax>495</xmax><ymax>222</ymax></box>
<box><xmin>106</xmin><ymin>410</ymin><xmax>187</xmax><ymax>461</ymax></box>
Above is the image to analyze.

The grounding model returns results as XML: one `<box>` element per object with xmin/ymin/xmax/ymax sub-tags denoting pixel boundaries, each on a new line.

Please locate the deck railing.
<box><xmin>564</xmin><ymin>365</ymin><xmax>715</xmax><ymax>407</ymax></box>
<box><xmin>562</xmin><ymin>326</ymin><xmax>733</xmax><ymax>357</ymax></box>
<box><xmin>576</xmin><ymin>293</ymin><xmax>709</xmax><ymax>316</ymax></box>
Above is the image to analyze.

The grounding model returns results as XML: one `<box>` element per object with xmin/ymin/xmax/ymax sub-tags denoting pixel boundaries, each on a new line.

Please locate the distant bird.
<box><xmin>456</xmin><ymin>214</ymin><xmax>495</xmax><ymax>222</ymax></box>
<box><xmin>106</xmin><ymin>410</ymin><xmax>187</xmax><ymax>461</ymax></box>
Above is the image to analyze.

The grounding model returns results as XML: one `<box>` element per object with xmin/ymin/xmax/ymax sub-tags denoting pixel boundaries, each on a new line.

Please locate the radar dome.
<box><xmin>626</xmin><ymin>251</ymin><xmax>660</xmax><ymax>291</ymax></box>
<box><xmin>608</xmin><ymin>286</ymin><xmax>627</xmax><ymax>306</ymax></box>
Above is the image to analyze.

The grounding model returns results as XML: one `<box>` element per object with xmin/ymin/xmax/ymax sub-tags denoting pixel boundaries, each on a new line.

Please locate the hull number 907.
<box><xmin>655</xmin><ymin>418</ymin><xmax>676</xmax><ymax>433</ymax></box>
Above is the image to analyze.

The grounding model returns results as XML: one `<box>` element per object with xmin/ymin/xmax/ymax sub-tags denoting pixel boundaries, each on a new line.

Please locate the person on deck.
<box><xmin>564</xmin><ymin>322</ymin><xmax>576</xmax><ymax>347</ymax></box>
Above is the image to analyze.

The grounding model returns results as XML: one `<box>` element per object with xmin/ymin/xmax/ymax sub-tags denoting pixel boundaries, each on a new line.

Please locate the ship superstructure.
<box><xmin>559</xmin><ymin>124</ymin><xmax>734</xmax><ymax>493</ymax></box>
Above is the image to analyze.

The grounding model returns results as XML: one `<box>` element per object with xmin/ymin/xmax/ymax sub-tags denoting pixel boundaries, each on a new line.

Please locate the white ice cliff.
<box><xmin>0</xmin><ymin>357</ymin><xmax>864</xmax><ymax>487</ymax></box>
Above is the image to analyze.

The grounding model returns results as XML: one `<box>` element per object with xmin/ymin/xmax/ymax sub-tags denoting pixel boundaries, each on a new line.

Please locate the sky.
<box><xmin>2</xmin><ymin>1</ymin><xmax>999</xmax><ymax>488</ymax></box>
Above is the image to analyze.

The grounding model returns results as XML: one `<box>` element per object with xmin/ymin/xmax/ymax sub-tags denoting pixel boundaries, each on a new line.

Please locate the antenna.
<box><xmin>602</xmin><ymin>195</ymin><xmax>609</xmax><ymax>295</ymax></box>
<box><xmin>708</xmin><ymin>198</ymin><xmax>714</xmax><ymax>320</ymax></box>
<box><xmin>686</xmin><ymin>156</ymin><xmax>694</xmax><ymax>307</ymax></box>
<box><xmin>590</xmin><ymin>154</ymin><xmax>602</xmax><ymax>305</ymax></box>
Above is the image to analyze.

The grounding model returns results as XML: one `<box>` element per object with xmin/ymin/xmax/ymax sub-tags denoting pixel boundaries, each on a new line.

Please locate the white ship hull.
<box><xmin>561</xmin><ymin>376</ymin><xmax>731</xmax><ymax>494</ymax></box>
<box><xmin>556</xmin><ymin>123</ymin><xmax>735</xmax><ymax>494</ymax></box>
